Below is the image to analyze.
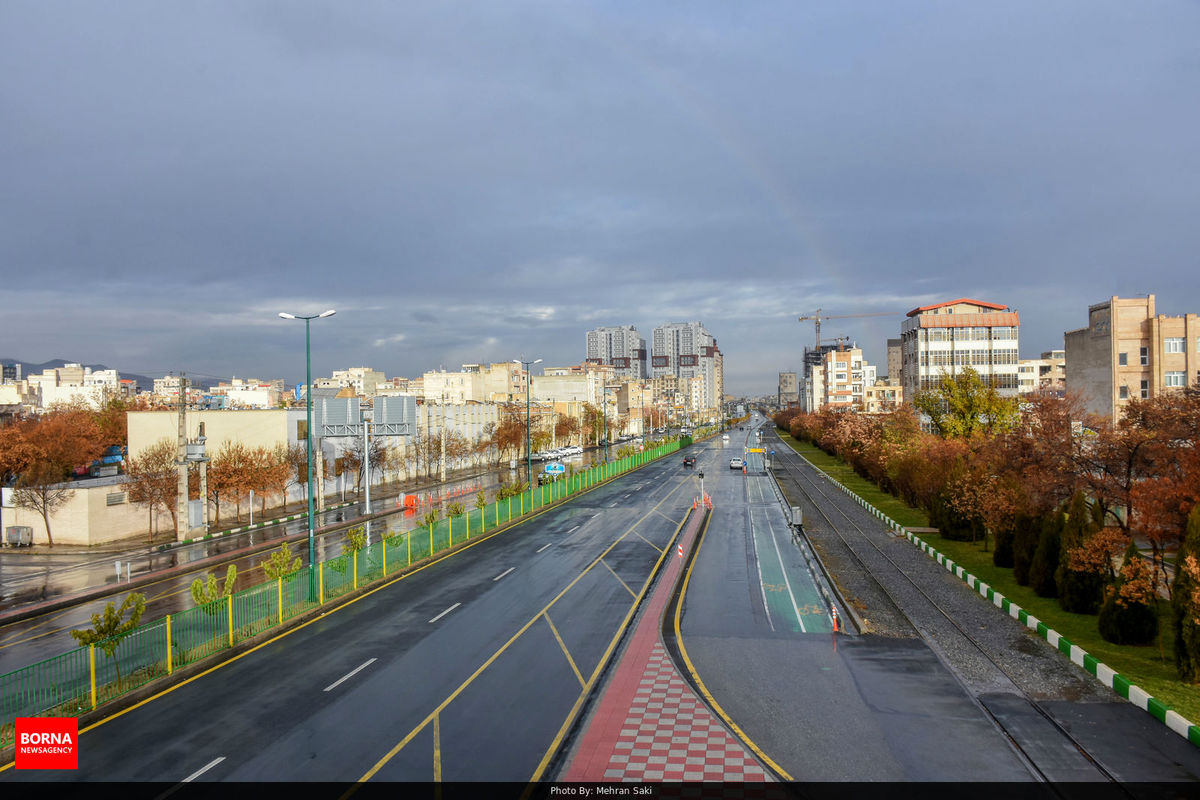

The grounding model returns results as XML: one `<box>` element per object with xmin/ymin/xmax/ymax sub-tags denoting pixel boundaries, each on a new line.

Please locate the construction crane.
<box><xmin>797</xmin><ymin>309</ymin><xmax>898</xmax><ymax>349</ymax></box>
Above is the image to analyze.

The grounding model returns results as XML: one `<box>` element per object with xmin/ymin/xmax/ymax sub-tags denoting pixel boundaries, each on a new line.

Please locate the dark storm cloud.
<box><xmin>2</xmin><ymin>1</ymin><xmax>1197</xmax><ymax>393</ymax></box>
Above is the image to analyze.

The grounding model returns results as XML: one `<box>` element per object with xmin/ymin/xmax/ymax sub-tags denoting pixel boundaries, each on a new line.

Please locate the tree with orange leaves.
<box><xmin>0</xmin><ymin>407</ymin><xmax>105</xmax><ymax>546</ymax></box>
<box><xmin>125</xmin><ymin>438</ymin><xmax>179</xmax><ymax>540</ymax></box>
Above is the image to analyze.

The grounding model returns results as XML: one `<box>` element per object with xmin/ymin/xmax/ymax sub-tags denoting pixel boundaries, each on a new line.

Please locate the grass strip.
<box><xmin>775</xmin><ymin>432</ymin><xmax>1200</xmax><ymax>724</ymax></box>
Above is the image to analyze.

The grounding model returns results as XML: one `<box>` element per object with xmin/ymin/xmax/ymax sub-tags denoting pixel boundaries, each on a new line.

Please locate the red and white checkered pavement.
<box><xmin>606</xmin><ymin>643</ymin><xmax>768</xmax><ymax>782</ymax></box>
<box><xmin>562</xmin><ymin>509</ymin><xmax>772</xmax><ymax>783</ymax></box>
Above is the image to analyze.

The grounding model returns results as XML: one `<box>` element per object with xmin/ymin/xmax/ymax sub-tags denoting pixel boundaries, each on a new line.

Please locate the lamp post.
<box><xmin>602</xmin><ymin>384</ymin><xmax>612</xmax><ymax>462</ymax></box>
<box><xmin>512</xmin><ymin>358</ymin><xmax>542</xmax><ymax>491</ymax></box>
<box><xmin>279</xmin><ymin>309</ymin><xmax>336</xmax><ymax>601</ymax></box>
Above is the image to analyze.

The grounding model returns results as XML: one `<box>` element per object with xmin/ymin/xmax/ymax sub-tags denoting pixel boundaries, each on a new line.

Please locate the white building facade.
<box><xmin>900</xmin><ymin>299</ymin><xmax>1021</xmax><ymax>399</ymax></box>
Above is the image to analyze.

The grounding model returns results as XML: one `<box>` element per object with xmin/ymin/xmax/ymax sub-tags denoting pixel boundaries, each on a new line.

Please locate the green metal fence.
<box><xmin>0</xmin><ymin>439</ymin><xmax>683</xmax><ymax>748</ymax></box>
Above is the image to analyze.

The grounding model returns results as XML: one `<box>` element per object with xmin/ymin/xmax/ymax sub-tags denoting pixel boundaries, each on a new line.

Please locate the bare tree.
<box><xmin>125</xmin><ymin>438</ymin><xmax>178</xmax><ymax>541</ymax></box>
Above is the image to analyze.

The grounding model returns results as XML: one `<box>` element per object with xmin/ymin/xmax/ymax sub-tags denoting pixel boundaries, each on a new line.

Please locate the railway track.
<box><xmin>765</xmin><ymin>427</ymin><xmax>1128</xmax><ymax>789</ymax></box>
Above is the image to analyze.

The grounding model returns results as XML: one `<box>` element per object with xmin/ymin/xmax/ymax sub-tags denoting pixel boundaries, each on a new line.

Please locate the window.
<box><xmin>1119</xmin><ymin>386</ymin><xmax>1129</xmax><ymax>400</ymax></box>
<box><xmin>1140</xmin><ymin>347</ymin><xmax>1149</xmax><ymax>366</ymax></box>
<box><xmin>1141</xmin><ymin>379</ymin><xmax>1149</xmax><ymax>399</ymax></box>
<box><xmin>1118</xmin><ymin>352</ymin><xmax>1127</xmax><ymax>366</ymax></box>
<box><xmin>1166</xmin><ymin>337</ymin><xmax>1185</xmax><ymax>354</ymax></box>
<box><xmin>1166</xmin><ymin>371</ymin><xmax>1186</xmax><ymax>387</ymax></box>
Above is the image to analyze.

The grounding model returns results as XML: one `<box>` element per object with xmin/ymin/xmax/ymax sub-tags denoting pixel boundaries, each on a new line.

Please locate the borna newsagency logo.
<box><xmin>15</xmin><ymin>717</ymin><xmax>78</xmax><ymax>770</ymax></box>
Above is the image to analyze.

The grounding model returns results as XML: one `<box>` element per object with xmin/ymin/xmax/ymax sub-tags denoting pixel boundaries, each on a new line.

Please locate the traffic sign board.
<box><xmin>747</xmin><ymin>448</ymin><xmax>764</xmax><ymax>453</ymax></box>
<box><xmin>544</xmin><ymin>462</ymin><xmax>566</xmax><ymax>474</ymax></box>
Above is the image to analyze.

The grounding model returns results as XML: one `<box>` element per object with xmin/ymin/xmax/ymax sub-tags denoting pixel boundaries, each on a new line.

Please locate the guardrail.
<box><xmin>0</xmin><ymin>440</ymin><xmax>685</xmax><ymax>749</ymax></box>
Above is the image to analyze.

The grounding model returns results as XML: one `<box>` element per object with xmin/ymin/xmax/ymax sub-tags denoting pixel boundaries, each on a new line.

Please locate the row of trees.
<box><xmin>0</xmin><ymin>395</ymin><xmax>663</xmax><ymax>546</ymax></box>
<box><xmin>0</xmin><ymin>399</ymin><xmax>143</xmax><ymax>545</ymax></box>
<box><xmin>775</xmin><ymin>368</ymin><xmax>1200</xmax><ymax>680</ymax></box>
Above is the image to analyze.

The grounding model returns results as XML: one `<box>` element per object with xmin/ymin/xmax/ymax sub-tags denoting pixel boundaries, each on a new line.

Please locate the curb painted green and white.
<box><xmin>790</xmin><ymin>447</ymin><xmax>1200</xmax><ymax>750</ymax></box>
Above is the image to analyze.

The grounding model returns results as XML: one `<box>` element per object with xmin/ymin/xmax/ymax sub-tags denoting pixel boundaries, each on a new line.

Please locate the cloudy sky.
<box><xmin>2</xmin><ymin>2</ymin><xmax>1197</xmax><ymax>395</ymax></box>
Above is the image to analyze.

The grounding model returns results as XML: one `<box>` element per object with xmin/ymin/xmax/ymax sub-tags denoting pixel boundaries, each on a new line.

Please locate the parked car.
<box><xmin>683</xmin><ymin>456</ymin><xmax>696</xmax><ymax>468</ymax></box>
<box><xmin>729</xmin><ymin>458</ymin><xmax>745</xmax><ymax>470</ymax></box>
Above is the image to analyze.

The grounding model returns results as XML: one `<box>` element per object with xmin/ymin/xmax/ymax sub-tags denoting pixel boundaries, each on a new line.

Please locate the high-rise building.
<box><xmin>900</xmin><ymin>298</ymin><xmax>1020</xmax><ymax>399</ymax></box>
<box><xmin>886</xmin><ymin>338</ymin><xmax>902</xmax><ymax>385</ymax></box>
<box><xmin>585</xmin><ymin>326</ymin><xmax>647</xmax><ymax>380</ymax></box>
<box><xmin>650</xmin><ymin>322</ymin><xmax>723</xmax><ymax>412</ymax></box>
<box><xmin>1064</xmin><ymin>295</ymin><xmax>1199</xmax><ymax>420</ymax></box>
<box><xmin>778</xmin><ymin>372</ymin><xmax>798</xmax><ymax>406</ymax></box>
<box><xmin>803</xmin><ymin>345</ymin><xmax>877</xmax><ymax>412</ymax></box>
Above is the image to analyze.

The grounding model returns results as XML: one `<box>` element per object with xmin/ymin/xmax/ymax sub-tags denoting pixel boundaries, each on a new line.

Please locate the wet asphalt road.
<box><xmin>4</xmin><ymin>447</ymin><xmax>695</xmax><ymax>782</ymax></box>
<box><xmin>717</xmin><ymin>415</ymin><xmax>1200</xmax><ymax>782</ymax></box>
<box><xmin>0</xmin><ymin>453</ymin><xmax>613</xmax><ymax>676</ymax></box>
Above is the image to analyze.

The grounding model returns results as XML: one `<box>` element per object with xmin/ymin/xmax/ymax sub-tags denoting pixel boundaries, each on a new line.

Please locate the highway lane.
<box><xmin>675</xmin><ymin>414</ymin><xmax>1038</xmax><ymax>781</ymax></box>
<box><xmin>0</xmin><ymin>451</ymin><xmax>620</xmax><ymax>675</ymax></box>
<box><xmin>3</xmin><ymin>447</ymin><xmax>699</xmax><ymax>783</ymax></box>
<box><xmin>0</xmin><ymin>445</ymin><xmax>623</xmax><ymax>612</ymax></box>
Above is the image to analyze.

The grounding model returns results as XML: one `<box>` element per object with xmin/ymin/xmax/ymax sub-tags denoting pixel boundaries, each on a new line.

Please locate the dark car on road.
<box><xmin>682</xmin><ymin>456</ymin><xmax>696</xmax><ymax>467</ymax></box>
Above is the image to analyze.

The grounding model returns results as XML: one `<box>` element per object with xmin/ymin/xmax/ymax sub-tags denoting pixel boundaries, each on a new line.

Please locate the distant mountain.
<box><xmin>0</xmin><ymin>358</ymin><xmax>173</xmax><ymax>392</ymax></box>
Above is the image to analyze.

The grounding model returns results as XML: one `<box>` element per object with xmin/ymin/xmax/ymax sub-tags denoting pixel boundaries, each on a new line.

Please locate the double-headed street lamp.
<box><xmin>513</xmin><ymin>358</ymin><xmax>542</xmax><ymax>490</ymax></box>
<box><xmin>279</xmin><ymin>309</ymin><xmax>336</xmax><ymax>600</ymax></box>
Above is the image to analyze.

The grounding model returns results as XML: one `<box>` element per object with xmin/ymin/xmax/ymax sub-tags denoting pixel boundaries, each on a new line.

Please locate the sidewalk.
<box><xmin>559</xmin><ymin>506</ymin><xmax>772</xmax><ymax>783</ymax></box>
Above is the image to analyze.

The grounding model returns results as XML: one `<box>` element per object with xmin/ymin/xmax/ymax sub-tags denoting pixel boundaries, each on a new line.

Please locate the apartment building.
<box><xmin>1064</xmin><ymin>295</ymin><xmax>1199</xmax><ymax>419</ymax></box>
<box><xmin>329</xmin><ymin>367</ymin><xmax>386</xmax><ymax>397</ymax></box>
<box><xmin>585</xmin><ymin>326</ymin><xmax>647</xmax><ymax>380</ymax></box>
<box><xmin>1017</xmin><ymin>350</ymin><xmax>1066</xmax><ymax>395</ymax></box>
<box><xmin>211</xmin><ymin>378</ymin><xmax>284</xmax><ymax>409</ymax></box>
<box><xmin>650</xmin><ymin>322</ymin><xmax>723</xmax><ymax>412</ymax></box>
<box><xmin>778</xmin><ymin>372</ymin><xmax>798</xmax><ymax>407</ymax></box>
<box><xmin>886</xmin><ymin>339</ymin><xmax>902</xmax><ymax>385</ymax></box>
<box><xmin>807</xmin><ymin>346</ymin><xmax>876</xmax><ymax>412</ymax></box>
<box><xmin>864</xmin><ymin>383</ymin><xmax>903</xmax><ymax>414</ymax></box>
<box><xmin>900</xmin><ymin>298</ymin><xmax>1021</xmax><ymax>399</ymax></box>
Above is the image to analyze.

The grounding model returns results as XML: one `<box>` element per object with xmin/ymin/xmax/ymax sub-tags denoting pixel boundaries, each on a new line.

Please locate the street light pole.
<box><xmin>513</xmin><ymin>358</ymin><xmax>542</xmax><ymax>490</ymax></box>
<box><xmin>602</xmin><ymin>384</ymin><xmax>610</xmax><ymax>463</ymax></box>
<box><xmin>279</xmin><ymin>309</ymin><xmax>336</xmax><ymax>601</ymax></box>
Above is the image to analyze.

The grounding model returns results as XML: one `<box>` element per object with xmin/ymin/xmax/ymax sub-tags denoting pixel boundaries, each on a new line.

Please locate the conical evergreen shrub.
<box><xmin>1012</xmin><ymin>512</ymin><xmax>1041</xmax><ymax>586</ymax></box>
<box><xmin>1057</xmin><ymin>492</ymin><xmax>1104</xmax><ymax>614</ymax></box>
<box><xmin>1029</xmin><ymin>508</ymin><xmax>1063</xmax><ymax>598</ymax></box>
<box><xmin>1172</xmin><ymin>506</ymin><xmax>1200</xmax><ymax>681</ymax></box>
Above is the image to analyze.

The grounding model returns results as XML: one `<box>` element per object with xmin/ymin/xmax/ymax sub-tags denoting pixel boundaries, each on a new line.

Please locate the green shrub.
<box><xmin>1098</xmin><ymin>542</ymin><xmax>1159</xmax><ymax>646</ymax></box>
<box><xmin>992</xmin><ymin>523</ymin><xmax>1014</xmax><ymax>568</ymax></box>
<box><xmin>1011</xmin><ymin>513</ymin><xmax>1041</xmax><ymax>586</ymax></box>
<box><xmin>1172</xmin><ymin>506</ymin><xmax>1200</xmax><ymax>681</ymax></box>
<box><xmin>1029</xmin><ymin>510</ymin><xmax>1063</xmax><ymax>598</ymax></box>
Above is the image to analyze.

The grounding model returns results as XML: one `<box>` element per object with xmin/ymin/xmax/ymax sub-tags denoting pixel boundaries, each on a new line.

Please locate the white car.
<box><xmin>729</xmin><ymin>458</ymin><xmax>745</xmax><ymax>469</ymax></box>
<box><xmin>564</xmin><ymin>445</ymin><xmax>584</xmax><ymax>455</ymax></box>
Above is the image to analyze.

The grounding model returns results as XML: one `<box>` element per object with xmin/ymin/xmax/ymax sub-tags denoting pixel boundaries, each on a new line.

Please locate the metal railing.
<box><xmin>0</xmin><ymin>440</ymin><xmax>684</xmax><ymax>748</ymax></box>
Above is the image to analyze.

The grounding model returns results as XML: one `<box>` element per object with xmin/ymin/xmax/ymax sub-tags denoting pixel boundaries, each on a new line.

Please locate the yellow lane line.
<box><xmin>525</xmin><ymin>511</ymin><xmax>688</xmax><ymax>786</ymax></box>
<box><xmin>348</xmin><ymin>529</ymin><xmax>633</xmax><ymax>787</ymax></box>
<box><xmin>351</xmin><ymin>476</ymin><xmax>693</xmax><ymax>792</ymax></box>
<box><xmin>600</xmin><ymin>558</ymin><xmax>636</xmax><ymax>598</ymax></box>
<box><xmin>634</xmin><ymin>531</ymin><xmax>664</xmax><ymax>553</ymax></box>
<box><xmin>433</xmin><ymin>713</ymin><xmax>441</xmax><ymax>782</ymax></box>
<box><xmin>672</xmin><ymin>511</ymin><xmax>795</xmax><ymax>781</ymax></box>
<box><xmin>544</xmin><ymin>612</ymin><xmax>585</xmax><ymax>688</ymax></box>
<box><xmin>0</xmin><ymin>496</ymin><xmax>573</xmax><ymax>774</ymax></box>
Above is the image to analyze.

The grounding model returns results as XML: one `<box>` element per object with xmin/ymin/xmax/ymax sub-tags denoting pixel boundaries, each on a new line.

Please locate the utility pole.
<box><xmin>175</xmin><ymin>374</ymin><xmax>188</xmax><ymax>542</ymax></box>
<box><xmin>362</xmin><ymin>406</ymin><xmax>372</xmax><ymax>545</ymax></box>
<box><xmin>440</xmin><ymin>392</ymin><xmax>447</xmax><ymax>484</ymax></box>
